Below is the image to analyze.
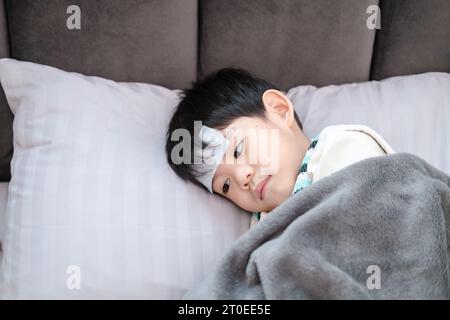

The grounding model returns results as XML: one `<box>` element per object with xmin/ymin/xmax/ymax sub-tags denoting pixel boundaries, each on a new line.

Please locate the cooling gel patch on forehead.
<box><xmin>192</xmin><ymin>124</ymin><xmax>231</xmax><ymax>193</ymax></box>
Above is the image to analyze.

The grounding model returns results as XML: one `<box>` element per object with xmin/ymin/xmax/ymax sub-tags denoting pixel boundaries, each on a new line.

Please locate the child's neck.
<box><xmin>294</xmin><ymin>127</ymin><xmax>312</xmax><ymax>173</ymax></box>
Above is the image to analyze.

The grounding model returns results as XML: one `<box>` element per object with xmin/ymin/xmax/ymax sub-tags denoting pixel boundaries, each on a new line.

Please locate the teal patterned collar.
<box><xmin>251</xmin><ymin>136</ymin><xmax>320</xmax><ymax>222</ymax></box>
<box><xmin>292</xmin><ymin>137</ymin><xmax>319</xmax><ymax>195</ymax></box>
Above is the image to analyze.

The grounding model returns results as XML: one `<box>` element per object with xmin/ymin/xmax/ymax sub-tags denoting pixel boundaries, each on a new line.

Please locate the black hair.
<box><xmin>165</xmin><ymin>68</ymin><xmax>303</xmax><ymax>192</ymax></box>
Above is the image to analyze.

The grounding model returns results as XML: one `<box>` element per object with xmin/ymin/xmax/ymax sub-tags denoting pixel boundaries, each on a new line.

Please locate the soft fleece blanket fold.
<box><xmin>184</xmin><ymin>153</ymin><xmax>450</xmax><ymax>299</ymax></box>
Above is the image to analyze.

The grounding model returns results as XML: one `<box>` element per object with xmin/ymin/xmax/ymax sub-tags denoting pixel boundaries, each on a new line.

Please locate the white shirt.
<box><xmin>308</xmin><ymin>124</ymin><xmax>395</xmax><ymax>183</ymax></box>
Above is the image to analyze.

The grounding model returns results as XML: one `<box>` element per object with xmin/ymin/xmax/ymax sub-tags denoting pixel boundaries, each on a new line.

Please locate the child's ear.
<box><xmin>262</xmin><ymin>89</ymin><xmax>295</xmax><ymax>128</ymax></box>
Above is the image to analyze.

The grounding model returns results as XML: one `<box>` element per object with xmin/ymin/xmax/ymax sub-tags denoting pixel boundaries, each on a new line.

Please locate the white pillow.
<box><xmin>287</xmin><ymin>72</ymin><xmax>450</xmax><ymax>175</ymax></box>
<box><xmin>0</xmin><ymin>182</ymin><xmax>8</xmax><ymax>263</ymax></box>
<box><xmin>0</xmin><ymin>58</ymin><xmax>249</xmax><ymax>299</ymax></box>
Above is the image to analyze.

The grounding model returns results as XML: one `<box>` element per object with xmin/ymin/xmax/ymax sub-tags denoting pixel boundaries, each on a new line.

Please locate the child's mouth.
<box><xmin>256</xmin><ymin>175</ymin><xmax>271</xmax><ymax>200</ymax></box>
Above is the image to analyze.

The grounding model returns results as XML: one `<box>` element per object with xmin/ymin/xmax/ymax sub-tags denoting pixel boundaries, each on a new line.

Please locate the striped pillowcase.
<box><xmin>0</xmin><ymin>58</ymin><xmax>249</xmax><ymax>299</ymax></box>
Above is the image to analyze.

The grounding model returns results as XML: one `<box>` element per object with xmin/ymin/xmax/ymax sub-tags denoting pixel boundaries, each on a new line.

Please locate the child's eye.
<box><xmin>233</xmin><ymin>139</ymin><xmax>244</xmax><ymax>158</ymax></box>
<box><xmin>222</xmin><ymin>178</ymin><xmax>230</xmax><ymax>194</ymax></box>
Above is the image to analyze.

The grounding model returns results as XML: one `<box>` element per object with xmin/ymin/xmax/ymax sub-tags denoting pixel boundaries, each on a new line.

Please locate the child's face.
<box><xmin>211</xmin><ymin>89</ymin><xmax>311</xmax><ymax>213</ymax></box>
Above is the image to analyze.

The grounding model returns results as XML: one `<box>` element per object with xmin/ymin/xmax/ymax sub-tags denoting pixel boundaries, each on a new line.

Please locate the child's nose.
<box><xmin>238</xmin><ymin>167</ymin><xmax>254</xmax><ymax>190</ymax></box>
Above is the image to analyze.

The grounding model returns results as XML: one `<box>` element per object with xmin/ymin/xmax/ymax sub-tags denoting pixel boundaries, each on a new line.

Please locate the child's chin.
<box><xmin>251</xmin><ymin>190</ymin><xmax>290</xmax><ymax>212</ymax></box>
<box><xmin>258</xmin><ymin>200</ymin><xmax>279</xmax><ymax>213</ymax></box>
<box><xmin>266</xmin><ymin>191</ymin><xmax>291</xmax><ymax>210</ymax></box>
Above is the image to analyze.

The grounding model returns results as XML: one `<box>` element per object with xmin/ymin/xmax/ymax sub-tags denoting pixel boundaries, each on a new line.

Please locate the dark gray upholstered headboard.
<box><xmin>0</xmin><ymin>0</ymin><xmax>449</xmax><ymax>182</ymax></box>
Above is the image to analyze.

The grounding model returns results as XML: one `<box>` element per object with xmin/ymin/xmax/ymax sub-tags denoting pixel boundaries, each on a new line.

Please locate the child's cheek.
<box><xmin>260</xmin><ymin>129</ymin><xmax>280</xmax><ymax>175</ymax></box>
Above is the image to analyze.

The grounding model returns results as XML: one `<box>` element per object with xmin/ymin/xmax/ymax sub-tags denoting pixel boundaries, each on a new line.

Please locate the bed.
<box><xmin>0</xmin><ymin>0</ymin><xmax>449</xmax><ymax>299</ymax></box>
<box><xmin>0</xmin><ymin>182</ymin><xmax>7</xmax><ymax>271</ymax></box>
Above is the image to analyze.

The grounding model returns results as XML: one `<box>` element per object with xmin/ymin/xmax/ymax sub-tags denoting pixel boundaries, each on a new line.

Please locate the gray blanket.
<box><xmin>184</xmin><ymin>153</ymin><xmax>450</xmax><ymax>299</ymax></box>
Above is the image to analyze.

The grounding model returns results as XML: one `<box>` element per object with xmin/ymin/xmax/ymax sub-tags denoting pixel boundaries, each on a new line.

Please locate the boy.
<box><xmin>165</xmin><ymin>68</ymin><xmax>394</xmax><ymax>228</ymax></box>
